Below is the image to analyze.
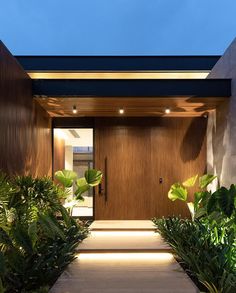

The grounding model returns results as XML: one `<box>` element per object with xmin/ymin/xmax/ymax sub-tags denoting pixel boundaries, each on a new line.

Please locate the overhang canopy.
<box><xmin>15</xmin><ymin>55</ymin><xmax>230</xmax><ymax>118</ymax></box>
<box><xmin>33</xmin><ymin>79</ymin><xmax>231</xmax><ymax>97</ymax></box>
<box><xmin>16</xmin><ymin>56</ymin><xmax>220</xmax><ymax>71</ymax></box>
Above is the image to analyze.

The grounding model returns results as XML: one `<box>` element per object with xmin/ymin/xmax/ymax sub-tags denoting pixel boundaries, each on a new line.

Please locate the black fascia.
<box><xmin>16</xmin><ymin>56</ymin><xmax>220</xmax><ymax>71</ymax></box>
<box><xmin>32</xmin><ymin>79</ymin><xmax>231</xmax><ymax>97</ymax></box>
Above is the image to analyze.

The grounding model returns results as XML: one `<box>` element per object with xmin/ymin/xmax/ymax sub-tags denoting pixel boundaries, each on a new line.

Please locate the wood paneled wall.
<box><xmin>95</xmin><ymin>117</ymin><xmax>206</xmax><ymax>219</ymax></box>
<box><xmin>0</xmin><ymin>42</ymin><xmax>52</xmax><ymax>177</ymax></box>
<box><xmin>53</xmin><ymin>136</ymin><xmax>65</xmax><ymax>174</ymax></box>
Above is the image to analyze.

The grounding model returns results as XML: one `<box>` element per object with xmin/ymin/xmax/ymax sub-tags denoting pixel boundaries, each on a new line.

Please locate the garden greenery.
<box><xmin>153</xmin><ymin>174</ymin><xmax>236</xmax><ymax>293</ymax></box>
<box><xmin>55</xmin><ymin>169</ymin><xmax>102</xmax><ymax>215</ymax></box>
<box><xmin>0</xmin><ymin>173</ymin><xmax>89</xmax><ymax>293</ymax></box>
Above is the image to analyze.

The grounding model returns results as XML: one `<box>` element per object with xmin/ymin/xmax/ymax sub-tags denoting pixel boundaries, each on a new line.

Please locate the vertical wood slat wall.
<box><xmin>0</xmin><ymin>41</ymin><xmax>52</xmax><ymax>177</ymax></box>
<box><xmin>95</xmin><ymin>117</ymin><xmax>206</xmax><ymax>219</ymax></box>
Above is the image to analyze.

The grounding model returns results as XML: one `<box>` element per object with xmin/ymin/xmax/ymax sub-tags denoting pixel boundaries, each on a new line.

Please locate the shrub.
<box><xmin>153</xmin><ymin>174</ymin><xmax>236</xmax><ymax>293</ymax></box>
<box><xmin>0</xmin><ymin>174</ymin><xmax>88</xmax><ymax>293</ymax></box>
<box><xmin>153</xmin><ymin>217</ymin><xmax>236</xmax><ymax>293</ymax></box>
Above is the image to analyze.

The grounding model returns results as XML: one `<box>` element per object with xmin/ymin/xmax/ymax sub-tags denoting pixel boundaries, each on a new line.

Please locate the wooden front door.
<box><xmin>94</xmin><ymin>118</ymin><xmax>206</xmax><ymax>220</ymax></box>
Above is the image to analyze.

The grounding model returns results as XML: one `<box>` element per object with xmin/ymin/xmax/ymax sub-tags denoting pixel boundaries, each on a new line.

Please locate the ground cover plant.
<box><xmin>153</xmin><ymin>174</ymin><xmax>236</xmax><ymax>293</ymax></box>
<box><xmin>0</xmin><ymin>169</ymin><xmax>101</xmax><ymax>293</ymax></box>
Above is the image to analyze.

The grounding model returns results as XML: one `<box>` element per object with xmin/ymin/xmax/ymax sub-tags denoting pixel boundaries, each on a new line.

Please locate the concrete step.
<box><xmin>50</xmin><ymin>252</ymin><xmax>199</xmax><ymax>293</ymax></box>
<box><xmin>90</xmin><ymin>220</ymin><xmax>156</xmax><ymax>231</ymax></box>
<box><xmin>76</xmin><ymin>230</ymin><xmax>172</xmax><ymax>253</ymax></box>
<box><xmin>50</xmin><ymin>220</ymin><xmax>199</xmax><ymax>293</ymax></box>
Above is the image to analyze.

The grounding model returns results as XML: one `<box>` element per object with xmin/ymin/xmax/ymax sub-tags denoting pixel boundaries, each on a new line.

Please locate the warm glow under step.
<box><xmin>76</xmin><ymin>230</ymin><xmax>172</xmax><ymax>253</ymax></box>
<box><xmin>90</xmin><ymin>220</ymin><xmax>156</xmax><ymax>231</ymax></box>
<box><xmin>50</xmin><ymin>252</ymin><xmax>199</xmax><ymax>293</ymax></box>
<box><xmin>50</xmin><ymin>220</ymin><xmax>199</xmax><ymax>292</ymax></box>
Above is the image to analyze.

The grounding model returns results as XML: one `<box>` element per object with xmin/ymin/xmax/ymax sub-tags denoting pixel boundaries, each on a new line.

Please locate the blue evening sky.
<box><xmin>0</xmin><ymin>0</ymin><xmax>236</xmax><ymax>55</ymax></box>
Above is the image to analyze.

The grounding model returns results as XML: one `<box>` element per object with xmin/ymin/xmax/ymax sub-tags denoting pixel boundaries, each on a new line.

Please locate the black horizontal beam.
<box><xmin>33</xmin><ymin>79</ymin><xmax>231</xmax><ymax>97</ymax></box>
<box><xmin>52</xmin><ymin>117</ymin><xmax>95</xmax><ymax>128</ymax></box>
<box><xmin>16</xmin><ymin>56</ymin><xmax>220</xmax><ymax>71</ymax></box>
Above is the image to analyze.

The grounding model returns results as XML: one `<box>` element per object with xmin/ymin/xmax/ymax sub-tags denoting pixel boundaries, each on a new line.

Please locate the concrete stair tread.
<box><xmin>76</xmin><ymin>230</ymin><xmax>171</xmax><ymax>252</ymax></box>
<box><xmin>90</xmin><ymin>220</ymin><xmax>155</xmax><ymax>231</ymax></box>
<box><xmin>50</xmin><ymin>220</ymin><xmax>199</xmax><ymax>293</ymax></box>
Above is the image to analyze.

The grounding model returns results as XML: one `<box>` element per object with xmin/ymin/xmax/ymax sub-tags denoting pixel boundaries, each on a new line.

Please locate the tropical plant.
<box><xmin>153</xmin><ymin>173</ymin><xmax>236</xmax><ymax>293</ymax></box>
<box><xmin>168</xmin><ymin>174</ymin><xmax>217</xmax><ymax>220</ymax></box>
<box><xmin>0</xmin><ymin>174</ymin><xmax>88</xmax><ymax>292</ymax></box>
<box><xmin>153</xmin><ymin>217</ymin><xmax>236</xmax><ymax>293</ymax></box>
<box><xmin>55</xmin><ymin>169</ymin><xmax>102</xmax><ymax>215</ymax></box>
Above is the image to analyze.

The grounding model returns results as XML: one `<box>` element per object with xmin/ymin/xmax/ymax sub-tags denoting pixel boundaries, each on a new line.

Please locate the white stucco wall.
<box><xmin>207</xmin><ymin>38</ymin><xmax>236</xmax><ymax>187</ymax></box>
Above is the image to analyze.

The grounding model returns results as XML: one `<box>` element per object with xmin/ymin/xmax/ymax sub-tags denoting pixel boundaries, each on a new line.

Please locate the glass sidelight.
<box><xmin>53</xmin><ymin>128</ymin><xmax>94</xmax><ymax>217</ymax></box>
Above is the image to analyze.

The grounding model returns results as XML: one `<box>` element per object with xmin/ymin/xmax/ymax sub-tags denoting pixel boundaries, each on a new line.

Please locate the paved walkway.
<box><xmin>50</xmin><ymin>221</ymin><xmax>199</xmax><ymax>293</ymax></box>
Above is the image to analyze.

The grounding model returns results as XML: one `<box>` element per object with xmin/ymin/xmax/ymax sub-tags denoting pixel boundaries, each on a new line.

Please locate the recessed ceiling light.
<box><xmin>72</xmin><ymin>105</ymin><xmax>77</xmax><ymax>114</ymax></box>
<box><xmin>165</xmin><ymin>108</ymin><xmax>171</xmax><ymax>114</ymax></box>
<box><xmin>119</xmin><ymin>108</ymin><xmax>124</xmax><ymax>114</ymax></box>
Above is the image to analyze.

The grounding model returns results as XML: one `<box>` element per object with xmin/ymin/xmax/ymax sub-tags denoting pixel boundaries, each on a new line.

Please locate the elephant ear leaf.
<box><xmin>168</xmin><ymin>183</ymin><xmax>187</xmax><ymax>201</ymax></box>
<box><xmin>85</xmin><ymin>169</ymin><xmax>102</xmax><ymax>186</ymax></box>
<box><xmin>75</xmin><ymin>178</ymin><xmax>90</xmax><ymax>200</ymax></box>
<box><xmin>55</xmin><ymin>170</ymin><xmax>77</xmax><ymax>188</ymax></box>
<box><xmin>183</xmin><ymin>175</ymin><xmax>198</xmax><ymax>187</ymax></box>
<box><xmin>218</xmin><ymin>185</ymin><xmax>236</xmax><ymax>218</ymax></box>
<box><xmin>199</xmin><ymin>174</ymin><xmax>217</xmax><ymax>189</ymax></box>
<box><xmin>207</xmin><ymin>191</ymin><xmax>218</xmax><ymax>214</ymax></box>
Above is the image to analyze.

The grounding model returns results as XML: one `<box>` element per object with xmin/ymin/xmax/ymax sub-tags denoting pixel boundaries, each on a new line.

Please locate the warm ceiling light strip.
<box><xmin>28</xmin><ymin>71</ymin><xmax>209</xmax><ymax>79</ymax></box>
<box><xmin>77</xmin><ymin>252</ymin><xmax>174</xmax><ymax>261</ymax></box>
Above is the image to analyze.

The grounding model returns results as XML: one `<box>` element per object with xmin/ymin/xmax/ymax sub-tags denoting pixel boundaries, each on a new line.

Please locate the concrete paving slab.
<box><xmin>50</xmin><ymin>221</ymin><xmax>199</xmax><ymax>293</ymax></box>
<box><xmin>50</xmin><ymin>253</ymin><xmax>198</xmax><ymax>293</ymax></box>
<box><xmin>77</xmin><ymin>231</ymin><xmax>171</xmax><ymax>252</ymax></box>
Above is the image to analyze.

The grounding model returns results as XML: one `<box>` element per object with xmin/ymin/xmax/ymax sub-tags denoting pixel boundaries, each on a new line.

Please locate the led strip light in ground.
<box><xmin>77</xmin><ymin>253</ymin><xmax>174</xmax><ymax>261</ymax></box>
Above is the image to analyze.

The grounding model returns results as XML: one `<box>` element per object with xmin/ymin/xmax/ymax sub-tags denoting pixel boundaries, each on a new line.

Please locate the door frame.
<box><xmin>52</xmin><ymin>117</ymin><xmax>96</xmax><ymax>220</ymax></box>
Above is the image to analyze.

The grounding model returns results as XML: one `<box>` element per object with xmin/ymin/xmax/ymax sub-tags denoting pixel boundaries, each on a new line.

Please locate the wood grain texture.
<box><xmin>95</xmin><ymin>118</ymin><xmax>206</xmax><ymax>220</ymax></box>
<box><xmin>53</xmin><ymin>136</ymin><xmax>65</xmax><ymax>173</ymax></box>
<box><xmin>0</xmin><ymin>41</ymin><xmax>52</xmax><ymax>176</ymax></box>
<box><xmin>36</xmin><ymin>96</ymin><xmax>226</xmax><ymax>117</ymax></box>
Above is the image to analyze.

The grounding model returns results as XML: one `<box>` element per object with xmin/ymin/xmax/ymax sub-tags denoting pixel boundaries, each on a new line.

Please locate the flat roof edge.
<box><xmin>15</xmin><ymin>56</ymin><xmax>221</xmax><ymax>71</ymax></box>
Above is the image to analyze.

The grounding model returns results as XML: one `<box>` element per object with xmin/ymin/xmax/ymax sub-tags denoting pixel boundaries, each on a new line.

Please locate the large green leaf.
<box><xmin>75</xmin><ymin>177</ymin><xmax>90</xmax><ymax>199</ymax></box>
<box><xmin>218</xmin><ymin>185</ymin><xmax>236</xmax><ymax>218</ymax></box>
<box><xmin>12</xmin><ymin>224</ymin><xmax>33</xmax><ymax>253</ymax></box>
<box><xmin>168</xmin><ymin>183</ymin><xmax>187</xmax><ymax>201</ymax></box>
<box><xmin>194</xmin><ymin>191</ymin><xmax>210</xmax><ymax>209</ymax></box>
<box><xmin>199</xmin><ymin>174</ymin><xmax>217</xmax><ymax>189</ymax></box>
<box><xmin>85</xmin><ymin>169</ymin><xmax>102</xmax><ymax>186</ymax></box>
<box><xmin>39</xmin><ymin>213</ymin><xmax>66</xmax><ymax>240</ymax></box>
<box><xmin>183</xmin><ymin>175</ymin><xmax>198</xmax><ymax>187</ymax></box>
<box><xmin>54</xmin><ymin>170</ymin><xmax>77</xmax><ymax>188</ymax></box>
<box><xmin>207</xmin><ymin>191</ymin><xmax>218</xmax><ymax>215</ymax></box>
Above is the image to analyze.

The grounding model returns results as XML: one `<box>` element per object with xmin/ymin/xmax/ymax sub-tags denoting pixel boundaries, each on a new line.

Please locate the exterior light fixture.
<box><xmin>119</xmin><ymin>108</ymin><xmax>124</xmax><ymax>114</ymax></box>
<box><xmin>77</xmin><ymin>252</ymin><xmax>174</xmax><ymax>261</ymax></box>
<box><xmin>72</xmin><ymin>105</ymin><xmax>77</xmax><ymax>114</ymax></box>
<box><xmin>165</xmin><ymin>108</ymin><xmax>171</xmax><ymax>114</ymax></box>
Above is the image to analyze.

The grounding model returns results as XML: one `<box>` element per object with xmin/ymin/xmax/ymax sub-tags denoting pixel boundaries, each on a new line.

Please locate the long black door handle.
<box><xmin>98</xmin><ymin>183</ymin><xmax>103</xmax><ymax>195</ymax></box>
<box><xmin>104</xmin><ymin>156</ymin><xmax>108</xmax><ymax>202</ymax></box>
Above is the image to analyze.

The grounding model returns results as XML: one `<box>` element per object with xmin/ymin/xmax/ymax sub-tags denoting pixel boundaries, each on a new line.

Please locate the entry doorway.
<box><xmin>53</xmin><ymin>117</ymin><xmax>206</xmax><ymax>220</ymax></box>
<box><xmin>53</xmin><ymin>128</ymin><xmax>94</xmax><ymax>218</ymax></box>
<box><xmin>94</xmin><ymin>117</ymin><xmax>206</xmax><ymax>220</ymax></box>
